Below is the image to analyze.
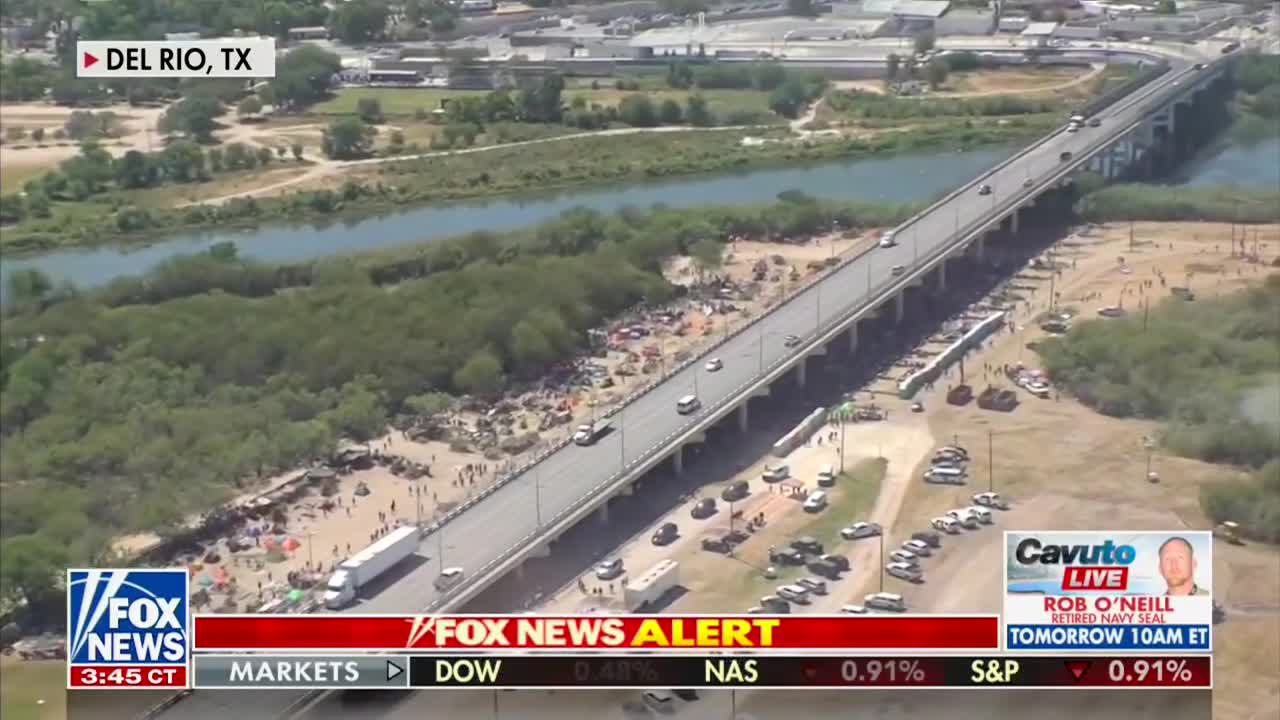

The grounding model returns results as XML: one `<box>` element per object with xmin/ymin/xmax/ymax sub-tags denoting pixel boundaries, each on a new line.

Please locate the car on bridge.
<box><xmin>704</xmin><ymin>357</ymin><xmax>723</xmax><ymax>372</ymax></box>
<box><xmin>434</xmin><ymin>567</ymin><xmax>465</xmax><ymax>591</ymax></box>
<box><xmin>784</xmin><ymin>334</ymin><xmax>801</xmax><ymax>347</ymax></box>
<box><xmin>891</xmin><ymin>265</ymin><xmax>906</xmax><ymax>276</ymax></box>
<box><xmin>978</xmin><ymin>184</ymin><xmax>992</xmax><ymax>195</ymax></box>
<box><xmin>1089</xmin><ymin>117</ymin><xmax>1101</xmax><ymax>128</ymax></box>
<box><xmin>878</xmin><ymin>232</ymin><xmax>897</xmax><ymax>248</ymax></box>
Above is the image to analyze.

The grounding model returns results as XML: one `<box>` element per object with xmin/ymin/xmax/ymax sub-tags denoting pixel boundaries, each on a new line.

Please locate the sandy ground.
<box><xmin>105</xmin><ymin>229</ymin><xmax>879</xmax><ymax>613</ymax></box>
<box><xmin>526</xmin><ymin>221</ymin><xmax>1277</xmax><ymax>719</ymax></box>
<box><xmin>833</xmin><ymin>65</ymin><xmax>1101</xmax><ymax>98</ymax></box>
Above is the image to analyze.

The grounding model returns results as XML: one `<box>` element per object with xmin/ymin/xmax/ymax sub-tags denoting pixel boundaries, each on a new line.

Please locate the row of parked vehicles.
<box><xmin>923</xmin><ymin>444</ymin><xmax>969</xmax><ymax>485</ymax></box>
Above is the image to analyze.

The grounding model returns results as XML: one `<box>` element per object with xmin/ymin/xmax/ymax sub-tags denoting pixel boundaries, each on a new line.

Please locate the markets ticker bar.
<box><xmin>190</xmin><ymin>654</ymin><xmax>1212</xmax><ymax>690</ymax></box>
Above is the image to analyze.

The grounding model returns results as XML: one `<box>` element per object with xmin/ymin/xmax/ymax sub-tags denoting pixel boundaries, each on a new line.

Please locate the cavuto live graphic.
<box><xmin>67</xmin><ymin>569</ymin><xmax>190</xmax><ymax>689</ymax></box>
<box><xmin>1003</xmin><ymin>531</ymin><xmax>1213</xmax><ymax>652</ymax></box>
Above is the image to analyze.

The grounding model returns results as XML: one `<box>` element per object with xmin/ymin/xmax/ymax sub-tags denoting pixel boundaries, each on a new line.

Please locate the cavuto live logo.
<box><xmin>67</xmin><ymin>569</ymin><xmax>190</xmax><ymax>689</ymax></box>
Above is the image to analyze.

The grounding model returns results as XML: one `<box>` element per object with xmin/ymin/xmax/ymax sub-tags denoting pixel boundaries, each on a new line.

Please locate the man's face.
<box><xmin>1159</xmin><ymin>542</ymin><xmax>1194</xmax><ymax>588</ymax></box>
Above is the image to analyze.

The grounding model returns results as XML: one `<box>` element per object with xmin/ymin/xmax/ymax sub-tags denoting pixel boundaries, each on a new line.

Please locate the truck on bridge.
<box><xmin>324</xmin><ymin>526</ymin><xmax>419</xmax><ymax>608</ymax></box>
<box><xmin>573</xmin><ymin>419</ymin><xmax>612</xmax><ymax>446</ymax></box>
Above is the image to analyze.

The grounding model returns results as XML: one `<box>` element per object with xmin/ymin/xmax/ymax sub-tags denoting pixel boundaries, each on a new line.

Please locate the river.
<box><xmin>0</xmin><ymin>148</ymin><xmax>1012</xmax><ymax>298</ymax></box>
<box><xmin>3</xmin><ymin>137</ymin><xmax>1276</xmax><ymax>299</ymax></box>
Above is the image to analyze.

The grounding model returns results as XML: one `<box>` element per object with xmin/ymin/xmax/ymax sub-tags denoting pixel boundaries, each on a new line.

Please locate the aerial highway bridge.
<box><xmin>144</xmin><ymin>43</ymin><xmax>1238</xmax><ymax>720</ymax></box>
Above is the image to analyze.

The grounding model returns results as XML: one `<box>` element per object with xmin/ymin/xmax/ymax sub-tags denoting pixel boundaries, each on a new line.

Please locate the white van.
<box><xmin>945</xmin><ymin>509</ymin><xmax>980</xmax><ymax>529</ymax></box>
<box><xmin>762</xmin><ymin>463</ymin><xmax>789</xmax><ymax>482</ymax></box>
<box><xmin>932</xmin><ymin>516</ymin><xmax>961</xmax><ymax>534</ymax></box>
<box><xmin>817</xmin><ymin>464</ymin><xmax>836</xmax><ymax>486</ymax></box>
<box><xmin>864</xmin><ymin>592</ymin><xmax>907</xmax><ymax>612</ymax></box>
<box><xmin>676</xmin><ymin>395</ymin><xmax>701</xmax><ymax>415</ymax></box>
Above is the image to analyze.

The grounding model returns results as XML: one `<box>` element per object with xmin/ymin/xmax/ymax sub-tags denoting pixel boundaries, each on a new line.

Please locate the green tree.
<box><xmin>0</xmin><ymin>57</ymin><xmax>57</xmax><ymax>102</ymax></box>
<box><xmin>5</xmin><ymin>126</ymin><xmax>25</xmax><ymax>142</ymax></box>
<box><xmin>689</xmin><ymin>237</ymin><xmax>723</xmax><ymax>281</ymax></box>
<box><xmin>404</xmin><ymin>392</ymin><xmax>452</xmax><ymax>416</ymax></box>
<box><xmin>926</xmin><ymin>59</ymin><xmax>949</xmax><ymax>90</ymax></box>
<box><xmin>658</xmin><ymin>98</ymin><xmax>684</xmax><ymax>124</ymax></box>
<box><xmin>389</xmin><ymin>129</ymin><xmax>406</xmax><ymax>150</ymax></box>
<box><xmin>291</xmin><ymin>142</ymin><xmax>305</xmax><ymax>160</ymax></box>
<box><xmin>114</xmin><ymin>149</ymin><xmax>157</xmax><ymax>188</ymax></box>
<box><xmin>454</xmin><ymin>349</ymin><xmax>504</xmax><ymax>395</ymax></box>
<box><xmin>30</xmin><ymin>127</ymin><xmax>45</xmax><ymax>142</ymax></box>
<box><xmin>0</xmin><ymin>535</ymin><xmax>68</xmax><ymax>620</ymax></box>
<box><xmin>685</xmin><ymin>94</ymin><xmax>714</xmax><ymax>126</ymax></box>
<box><xmin>4</xmin><ymin>268</ymin><xmax>52</xmax><ymax>305</ymax></box>
<box><xmin>329</xmin><ymin>0</ymin><xmax>390</xmax><ymax>44</ymax></box>
<box><xmin>270</xmin><ymin>47</ymin><xmax>342</xmax><ymax>111</ymax></box>
<box><xmin>322</xmin><ymin>117</ymin><xmax>376</xmax><ymax>159</ymax></box>
<box><xmin>159</xmin><ymin>96</ymin><xmax>223</xmax><ymax>142</ymax></box>
<box><xmin>1155</xmin><ymin>0</ymin><xmax>1177</xmax><ymax>12</ymax></box>
<box><xmin>768</xmin><ymin>78</ymin><xmax>810</xmax><ymax>118</ymax></box>
<box><xmin>618</xmin><ymin>95</ymin><xmax>658</xmax><ymax>127</ymax></box>
<box><xmin>257</xmin><ymin>146</ymin><xmax>274</xmax><ymax>166</ymax></box>
<box><xmin>237</xmin><ymin>95</ymin><xmax>264</xmax><ymax>117</ymax></box>
<box><xmin>159</xmin><ymin>141</ymin><xmax>207</xmax><ymax>182</ymax></box>
<box><xmin>356</xmin><ymin>97</ymin><xmax>384</xmax><ymax>123</ymax></box>
<box><xmin>886</xmin><ymin>53</ymin><xmax>901</xmax><ymax>83</ymax></box>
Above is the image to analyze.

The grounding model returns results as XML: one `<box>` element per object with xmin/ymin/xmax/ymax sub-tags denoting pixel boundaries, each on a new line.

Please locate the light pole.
<box><xmin>988</xmin><ymin>428</ymin><xmax>995</xmax><ymax>493</ymax></box>
<box><xmin>534</xmin><ymin>465</ymin><xmax>542</xmax><ymax>528</ymax></box>
<box><xmin>619</xmin><ymin>409</ymin><xmax>626</xmax><ymax>466</ymax></box>
<box><xmin>913</xmin><ymin>224</ymin><xmax>919</xmax><ymax>263</ymax></box>
<box><xmin>839</xmin><ymin>417</ymin><xmax>847</xmax><ymax>473</ymax></box>
<box><xmin>878</xmin><ymin>533</ymin><xmax>885</xmax><ymax>592</ymax></box>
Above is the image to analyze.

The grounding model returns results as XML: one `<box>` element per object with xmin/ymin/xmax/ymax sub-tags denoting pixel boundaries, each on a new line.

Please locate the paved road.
<box><xmin>153</xmin><ymin>49</ymin><xmax>1218</xmax><ymax>720</ymax></box>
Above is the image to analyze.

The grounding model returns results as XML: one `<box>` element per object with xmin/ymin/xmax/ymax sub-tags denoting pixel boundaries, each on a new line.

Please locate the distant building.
<box><xmin>1021</xmin><ymin>21</ymin><xmax>1060</xmax><ymax>46</ymax></box>
<box><xmin>935</xmin><ymin>8</ymin><xmax>997</xmax><ymax>34</ymax></box>
<box><xmin>287</xmin><ymin>26</ymin><xmax>330</xmax><ymax>41</ymax></box>
<box><xmin>998</xmin><ymin>14</ymin><xmax>1030</xmax><ymax>32</ymax></box>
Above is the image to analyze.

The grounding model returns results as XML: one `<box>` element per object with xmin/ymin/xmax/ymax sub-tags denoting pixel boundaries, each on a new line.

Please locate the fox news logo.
<box><xmin>68</xmin><ymin>569</ymin><xmax>189</xmax><ymax>667</ymax></box>
<box><xmin>1013</xmin><ymin>538</ymin><xmax>1137</xmax><ymax>591</ymax></box>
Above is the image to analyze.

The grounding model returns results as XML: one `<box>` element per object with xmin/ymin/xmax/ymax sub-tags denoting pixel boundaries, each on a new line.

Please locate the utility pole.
<box><xmin>913</xmin><ymin>224</ymin><xmax>919</xmax><ymax>263</ymax></box>
<box><xmin>878</xmin><ymin>534</ymin><xmax>885</xmax><ymax>592</ymax></box>
<box><xmin>1129</xmin><ymin>219</ymin><xmax>1135</xmax><ymax>251</ymax></box>
<box><xmin>988</xmin><ymin>428</ymin><xmax>994</xmax><ymax>492</ymax></box>
<box><xmin>619</xmin><ymin>409</ymin><xmax>626</xmax><ymax>466</ymax></box>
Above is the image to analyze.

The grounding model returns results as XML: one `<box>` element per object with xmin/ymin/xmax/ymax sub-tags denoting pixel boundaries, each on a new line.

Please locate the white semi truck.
<box><xmin>324</xmin><ymin>525</ymin><xmax>419</xmax><ymax>609</ymax></box>
<box><xmin>573</xmin><ymin>419</ymin><xmax>611</xmax><ymax>446</ymax></box>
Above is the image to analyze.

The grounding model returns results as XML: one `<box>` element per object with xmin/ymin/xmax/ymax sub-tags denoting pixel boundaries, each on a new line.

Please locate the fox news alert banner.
<box><xmin>67</xmin><ymin>569</ymin><xmax>190</xmax><ymax>689</ymax></box>
<box><xmin>1004</xmin><ymin>531</ymin><xmax>1213</xmax><ymax>652</ymax></box>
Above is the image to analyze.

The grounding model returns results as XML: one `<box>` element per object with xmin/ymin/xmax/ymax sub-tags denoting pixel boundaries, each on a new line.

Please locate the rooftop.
<box><xmin>1022</xmin><ymin>21</ymin><xmax>1061</xmax><ymax>35</ymax></box>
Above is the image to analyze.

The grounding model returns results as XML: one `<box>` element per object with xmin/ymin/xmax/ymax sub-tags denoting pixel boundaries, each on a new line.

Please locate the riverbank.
<box><xmin>1077</xmin><ymin>183</ymin><xmax>1280</xmax><ymax>224</ymax></box>
<box><xmin>0</xmin><ymin>116</ymin><xmax>1057</xmax><ymax>256</ymax></box>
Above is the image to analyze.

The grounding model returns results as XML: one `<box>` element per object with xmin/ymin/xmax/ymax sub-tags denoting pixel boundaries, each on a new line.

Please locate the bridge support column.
<box><xmin>672</xmin><ymin>445</ymin><xmax>684</xmax><ymax>475</ymax></box>
<box><xmin>597</xmin><ymin>502</ymin><xmax>610</xmax><ymax>524</ymax></box>
<box><xmin>975</xmin><ymin>234</ymin><xmax>986</xmax><ymax>263</ymax></box>
<box><xmin>1009</xmin><ymin>208</ymin><xmax>1020</xmax><ymax>235</ymax></box>
<box><xmin>894</xmin><ymin>291</ymin><xmax>905</xmax><ymax>325</ymax></box>
<box><xmin>737</xmin><ymin>402</ymin><xmax>749</xmax><ymax>433</ymax></box>
<box><xmin>795</xmin><ymin>360</ymin><xmax>807</xmax><ymax>388</ymax></box>
<box><xmin>847</xmin><ymin>323</ymin><xmax>858</xmax><ymax>353</ymax></box>
<box><xmin>936</xmin><ymin>260</ymin><xmax>947</xmax><ymax>291</ymax></box>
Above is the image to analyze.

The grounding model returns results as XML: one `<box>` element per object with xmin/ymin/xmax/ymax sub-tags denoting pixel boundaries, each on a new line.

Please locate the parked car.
<box><xmin>903</xmin><ymin>540</ymin><xmax>932</xmax><ymax>557</ymax></box>
<box><xmin>886</xmin><ymin>562</ymin><xmax>923</xmax><ymax>583</ymax></box>
<box><xmin>769</xmin><ymin>546</ymin><xmax>806</xmax><ymax>565</ymax></box>
<box><xmin>762</xmin><ymin>464</ymin><xmax>789</xmax><ymax>482</ymax></box>
<box><xmin>932</xmin><ymin>516</ymin><xmax>962</xmax><ymax>534</ymax></box>
<box><xmin>595</xmin><ymin>558</ymin><xmax>624</xmax><ymax>580</ymax></box>
<box><xmin>841</xmin><ymin>522</ymin><xmax>882</xmax><ymax>540</ymax></box>
<box><xmin>796</xmin><ymin>577</ymin><xmax>829</xmax><ymax>595</ymax></box>
<box><xmin>911</xmin><ymin>531</ymin><xmax>942</xmax><ymax>548</ymax></box>
<box><xmin>691</xmin><ymin>498</ymin><xmax>717</xmax><ymax>519</ymax></box>
<box><xmin>972</xmin><ymin>492</ymin><xmax>1011</xmax><ymax>510</ymax></box>
<box><xmin>889</xmin><ymin>549</ymin><xmax>919</xmax><ymax>566</ymax></box>
<box><xmin>791</xmin><ymin>536</ymin><xmax>824</xmax><ymax>554</ymax></box>
<box><xmin>652</xmin><ymin>522</ymin><xmax>679</xmax><ymax>546</ymax></box>
<box><xmin>776</xmin><ymin>585</ymin><xmax>811</xmax><ymax>604</ymax></box>
<box><xmin>721</xmin><ymin>480</ymin><xmax>750</xmax><ymax>502</ymax></box>
<box><xmin>841</xmin><ymin>604</ymin><xmax>868</xmax><ymax>614</ymax></box>
<box><xmin>864</xmin><ymin>592</ymin><xmax>907</xmax><ymax>612</ymax></box>
<box><xmin>820</xmin><ymin>553</ymin><xmax>850</xmax><ymax>572</ymax></box>
<box><xmin>761</xmin><ymin>595</ymin><xmax>791</xmax><ymax>613</ymax></box>
<box><xmin>803</xmin><ymin>491</ymin><xmax>828</xmax><ymax>512</ymax></box>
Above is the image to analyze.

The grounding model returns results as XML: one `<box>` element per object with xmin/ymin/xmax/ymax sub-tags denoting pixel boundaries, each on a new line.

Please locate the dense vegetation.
<box><xmin>826</xmin><ymin>91</ymin><xmax>1062</xmax><ymax>122</ymax></box>
<box><xmin>1038</xmin><ymin>276</ymin><xmax>1280</xmax><ymax>539</ymax></box>
<box><xmin>1229</xmin><ymin>52</ymin><xmax>1280</xmax><ymax>144</ymax></box>
<box><xmin>1075</xmin><ymin>184</ymin><xmax>1280</xmax><ymax>224</ymax></box>
<box><xmin>0</xmin><ymin>196</ymin><xmax>919</xmax><ymax>615</ymax></box>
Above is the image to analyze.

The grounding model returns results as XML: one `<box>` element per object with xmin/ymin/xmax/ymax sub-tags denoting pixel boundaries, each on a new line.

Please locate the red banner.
<box><xmin>195</xmin><ymin>614</ymin><xmax>999</xmax><ymax>651</ymax></box>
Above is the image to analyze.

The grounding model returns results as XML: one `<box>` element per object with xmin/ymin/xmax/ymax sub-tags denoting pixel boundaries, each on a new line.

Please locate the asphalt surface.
<box><xmin>152</xmin><ymin>48</ymin><xmax>1217</xmax><ymax>720</ymax></box>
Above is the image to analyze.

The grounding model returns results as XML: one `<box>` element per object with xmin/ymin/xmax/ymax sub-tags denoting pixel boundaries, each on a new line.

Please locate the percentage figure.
<box><xmin>633</xmin><ymin>661</ymin><xmax>659</xmax><ymax>684</ymax></box>
<box><xmin>897</xmin><ymin>659</ymin><xmax>925</xmax><ymax>682</ymax></box>
<box><xmin>1166</xmin><ymin>659</ymin><xmax>1192</xmax><ymax>682</ymax></box>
